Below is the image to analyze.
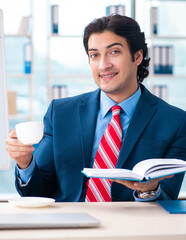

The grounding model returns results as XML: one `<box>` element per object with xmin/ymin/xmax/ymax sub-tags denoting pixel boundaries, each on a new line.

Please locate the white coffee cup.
<box><xmin>15</xmin><ymin>121</ymin><xmax>44</xmax><ymax>145</ymax></box>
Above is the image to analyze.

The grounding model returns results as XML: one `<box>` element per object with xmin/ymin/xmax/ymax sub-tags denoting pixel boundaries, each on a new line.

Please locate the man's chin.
<box><xmin>99</xmin><ymin>88</ymin><xmax>119</xmax><ymax>97</ymax></box>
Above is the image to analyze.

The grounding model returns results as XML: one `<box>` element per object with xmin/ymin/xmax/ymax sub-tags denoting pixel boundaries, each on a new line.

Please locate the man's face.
<box><xmin>88</xmin><ymin>31</ymin><xmax>143</xmax><ymax>103</ymax></box>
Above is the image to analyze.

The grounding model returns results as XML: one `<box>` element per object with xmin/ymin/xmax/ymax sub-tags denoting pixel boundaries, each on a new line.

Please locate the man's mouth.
<box><xmin>100</xmin><ymin>72</ymin><xmax>118</xmax><ymax>79</ymax></box>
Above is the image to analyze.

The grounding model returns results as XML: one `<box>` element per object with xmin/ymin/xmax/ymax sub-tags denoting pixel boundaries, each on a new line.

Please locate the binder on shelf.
<box><xmin>106</xmin><ymin>5</ymin><xmax>125</xmax><ymax>16</ymax></box>
<box><xmin>153</xmin><ymin>85</ymin><xmax>167</xmax><ymax>101</ymax></box>
<box><xmin>24</xmin><ymin>42</ymin><xmax>32</xmax><ymax>74</ymax></box>
<box><xmin>106</xmin><ymin>5</ymin><xmax>116</xmax><ymax>16</ymax></box>
<box><xmin>51</xmin><ymin>5</ymin><xmax>59</xmax><ymax>34</ymax></box>
<box><xmin>117</xmin><ymin>5</ymin><xmax>125</xmax><ymax>16</ymax></box>
<box><xmin>167</xmin><ymin>46</ymin><xmax>173</xmax><ymax>74</ymax></box>
<box><xmin>18</xmin><ymin>16</ymin><xmax>30</xmax><ymax>35</ymax></box>
<box><xmin>153</xmin><ymin>46</ymin><xmax>173</xmax><ymax>74</ymax></box>
<box><xmin>8</xmin><ymin>91</ymin><xmax>17</xmax><ymax>115</ymax></box>
<box><xmin>151</xmin><ymin>7</ymin><xmax>158</xmax><ymax>35</ymax></box>
<box><xmin>161</xmin><ymin>46</ymin><xmax>167</xmax><ymax>74</ymax></box>
<box><xmin>52</xmin><ymin>85</ymin><xmax>67</xmax><ymax>99</ymax></box>
<box><xmin>153</xmin><ymin>46</ymin><xmax>160</xmax><ymax>74</ymax></box>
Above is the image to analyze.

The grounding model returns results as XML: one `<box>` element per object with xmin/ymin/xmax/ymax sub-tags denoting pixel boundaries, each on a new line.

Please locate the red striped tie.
<box><xmin>86</xmin><ymin>105</ymin><xmax>122</xmax><ymax>202</ymax></box>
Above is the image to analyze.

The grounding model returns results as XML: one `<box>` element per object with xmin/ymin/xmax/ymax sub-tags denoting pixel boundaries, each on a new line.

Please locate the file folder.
<box><xmin>24</xmin><ymin>42</ymin><xmax>32</xmax><ymax>74</ymax></box>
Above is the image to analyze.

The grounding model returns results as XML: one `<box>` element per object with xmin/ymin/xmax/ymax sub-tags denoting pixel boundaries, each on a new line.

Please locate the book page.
<box><xmin>82</xmin><ymin>168</ymin><xmax>144</xmax><ymax>181</ymax></box>
<box><xmin>147</xmin><ymin>166</ymin><xmax>186</xmax><ymax>180</ymax></box>
<box><xmin>132</xmin><ymin>158</ymin><xmax>186</xmax><ymax>179</ymax></box>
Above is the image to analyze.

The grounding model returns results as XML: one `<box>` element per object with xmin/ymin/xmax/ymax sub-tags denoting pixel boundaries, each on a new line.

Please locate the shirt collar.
<box><xmin>100</xmin><ymin>86</ymin><xmax>141</xmax><ymax>120</ymax></box>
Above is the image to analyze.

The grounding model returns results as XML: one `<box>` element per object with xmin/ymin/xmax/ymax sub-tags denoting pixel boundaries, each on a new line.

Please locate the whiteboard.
<box><xmin>0</xmin><ymin>9</ymin><xmax>10</xmax><ymax>169</ymax></box>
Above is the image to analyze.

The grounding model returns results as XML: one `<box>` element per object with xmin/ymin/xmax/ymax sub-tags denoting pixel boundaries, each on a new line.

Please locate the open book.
<box><xmin>82</xmin><ymin>158</ymin><xmax>186</xmax><ymax>182</ymax></box>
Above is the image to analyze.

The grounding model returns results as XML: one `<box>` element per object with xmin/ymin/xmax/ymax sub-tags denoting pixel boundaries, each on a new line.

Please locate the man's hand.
<box><xmin>112</xmin><ymin>175</ymin><xmax>174</xmax><ymax>192</ymax></box>
<box><xmin>5</xmin><ymin>130</ymin><xmax>35</xmax><ymax>169</ymax></box>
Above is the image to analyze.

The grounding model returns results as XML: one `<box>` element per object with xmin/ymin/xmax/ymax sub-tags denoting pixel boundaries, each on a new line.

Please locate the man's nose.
<box><xmin>98</xmin><ymin>56</ymin><xmax>112</xmax><ymax>71</ymax></box>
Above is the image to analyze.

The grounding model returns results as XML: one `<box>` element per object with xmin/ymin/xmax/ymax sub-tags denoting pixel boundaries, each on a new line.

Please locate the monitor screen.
<box><xmin>0</xmin><ymin>9</ymin><xmax>10</xmax><ymax>169</ymax></box>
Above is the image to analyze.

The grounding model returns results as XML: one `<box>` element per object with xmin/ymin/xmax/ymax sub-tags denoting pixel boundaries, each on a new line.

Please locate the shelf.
<box><xmin>9</xmin><ymin>114</ymin><xmax>32</xmax><ymax>120</ymax></box>
<box><xmin>7</xmin><ymin>73</ymin><xmax>33</xmax><ymax>79</ymax></box>
<box><xmin>5</xmin><ymin>0</ymin><xmax>34</xmax><ymax>124</ymax></box>
<box><xmin>150</xmin><ymin>35</ymin><xmax>186</xmax><ymax>40</ymax></box>
<box><xmin>149</xmin><ymin>0</ymin><xmax>186</xmax><ymax>1</ymax></box>
<box><xmin>5</xmin><ymin>34</ymin><xmax>32</xmax><ymax>38</ymax></box>
<box><xmin>150</xmin><ymin>74</ymin><xmax>186</xmax><ymax>79</ymax></box>
<box><xmin>48</xmin><ymin>74</ymin><xmax>92</xmax><ymax>79</ymax></box>
<box><xmin>48</xmin><ymin>34</ymin><xmax>82</xmax><ymax>38</ymax></box>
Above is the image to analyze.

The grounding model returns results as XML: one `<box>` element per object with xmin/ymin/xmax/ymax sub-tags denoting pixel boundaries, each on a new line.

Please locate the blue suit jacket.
<box><xmin>16</xmin><ymin>85</ymin><xmax>186</xmax><ymax>201</ymax></box>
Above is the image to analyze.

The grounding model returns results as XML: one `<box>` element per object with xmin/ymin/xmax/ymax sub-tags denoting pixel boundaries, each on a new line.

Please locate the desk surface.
<box><xmin>0</xmin><ymin>201</ymin><xmax>186</xmax><ymax>240</ymax></box>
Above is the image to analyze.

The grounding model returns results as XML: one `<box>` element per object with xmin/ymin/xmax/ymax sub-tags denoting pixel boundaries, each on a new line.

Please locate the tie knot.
<box><xmin>111</xmin><ymin>105</ymin><xmax>121</xmax><ymax>116</ymax></box>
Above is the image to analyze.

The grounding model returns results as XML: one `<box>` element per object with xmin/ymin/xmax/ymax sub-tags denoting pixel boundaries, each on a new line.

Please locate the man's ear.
<box><xmin>134</xmin><ymin>49</ymin><xmax>143</xmax><ymax>65</ymax></box>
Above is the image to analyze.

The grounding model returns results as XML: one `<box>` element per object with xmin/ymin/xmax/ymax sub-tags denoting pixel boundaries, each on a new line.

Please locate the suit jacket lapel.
<box><xmin>116</xmin><ymin>86</ymin><xmax>158</xmax><ymax>168</ymax></box>
<box><xmin>78</xmin><ymin>89</ymin><xmax>100</xmax><ymax>168</ymax></box>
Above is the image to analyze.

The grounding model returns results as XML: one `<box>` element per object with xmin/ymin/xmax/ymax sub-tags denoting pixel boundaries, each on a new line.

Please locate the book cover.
<box><xmin>157</xmin><ymin>200</ymin><xmax>186</xmax><ymax>214</ymax></box>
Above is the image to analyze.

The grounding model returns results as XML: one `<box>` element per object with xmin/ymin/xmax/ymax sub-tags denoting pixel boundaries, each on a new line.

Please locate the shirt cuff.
<box><xmin>133</xmin><ymin>187</ymin><xmax>162</xmax><ymax>202</ymax></box>
<box><xmin>16</xmin><ymin>159</ymin><xmax>35</xmax><ymax>185</ymax></box>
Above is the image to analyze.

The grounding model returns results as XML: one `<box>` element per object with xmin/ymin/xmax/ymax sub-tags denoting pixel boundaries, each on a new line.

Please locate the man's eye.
<box><xmin>89</xmin><ymin>53</ymin><xmax>98</xmax><ymax>58</ymax></box>
<box><xmin>111</xmin><ymin>50</ymin><xmax>120</xmax><ymax>55</ymax></box>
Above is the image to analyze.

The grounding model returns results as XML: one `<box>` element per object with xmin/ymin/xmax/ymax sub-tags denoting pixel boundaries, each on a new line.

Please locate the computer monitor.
<box><xmin>0</xmin><ymin>9</ymin><xmax>10</xmax><ymax>169</ymax></box>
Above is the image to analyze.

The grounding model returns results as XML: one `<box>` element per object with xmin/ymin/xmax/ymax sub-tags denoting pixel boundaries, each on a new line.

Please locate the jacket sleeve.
<box><xmin>15</xmin><ymin>100</ymin><xmax>58</xmax><ymax>198</ymax></box>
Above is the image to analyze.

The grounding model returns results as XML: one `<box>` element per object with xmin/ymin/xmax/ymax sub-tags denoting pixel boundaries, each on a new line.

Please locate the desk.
<box><xmin>0</xmin><ymin>202</ymin><xmax>186</xmax><ymax>240</ymax></box>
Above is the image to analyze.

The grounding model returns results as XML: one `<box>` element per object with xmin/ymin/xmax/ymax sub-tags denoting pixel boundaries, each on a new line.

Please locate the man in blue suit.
<box><xmin>6</xmin><ymin>15</ymin><xmax>186</xmax><ymax>202</ymax></box>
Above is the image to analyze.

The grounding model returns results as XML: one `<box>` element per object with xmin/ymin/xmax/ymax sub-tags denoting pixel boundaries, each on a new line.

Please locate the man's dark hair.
<box><xmin>83</xmin><ymin>14</ymin><xmax>150</xmax><ymax>83</ymax></box>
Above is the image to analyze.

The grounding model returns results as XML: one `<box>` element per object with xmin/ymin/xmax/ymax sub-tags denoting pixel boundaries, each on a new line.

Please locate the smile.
<box><xmin>100</xmin><ymin>73</ymin><xmax>118</xmax><ymax>79</ymax></box>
